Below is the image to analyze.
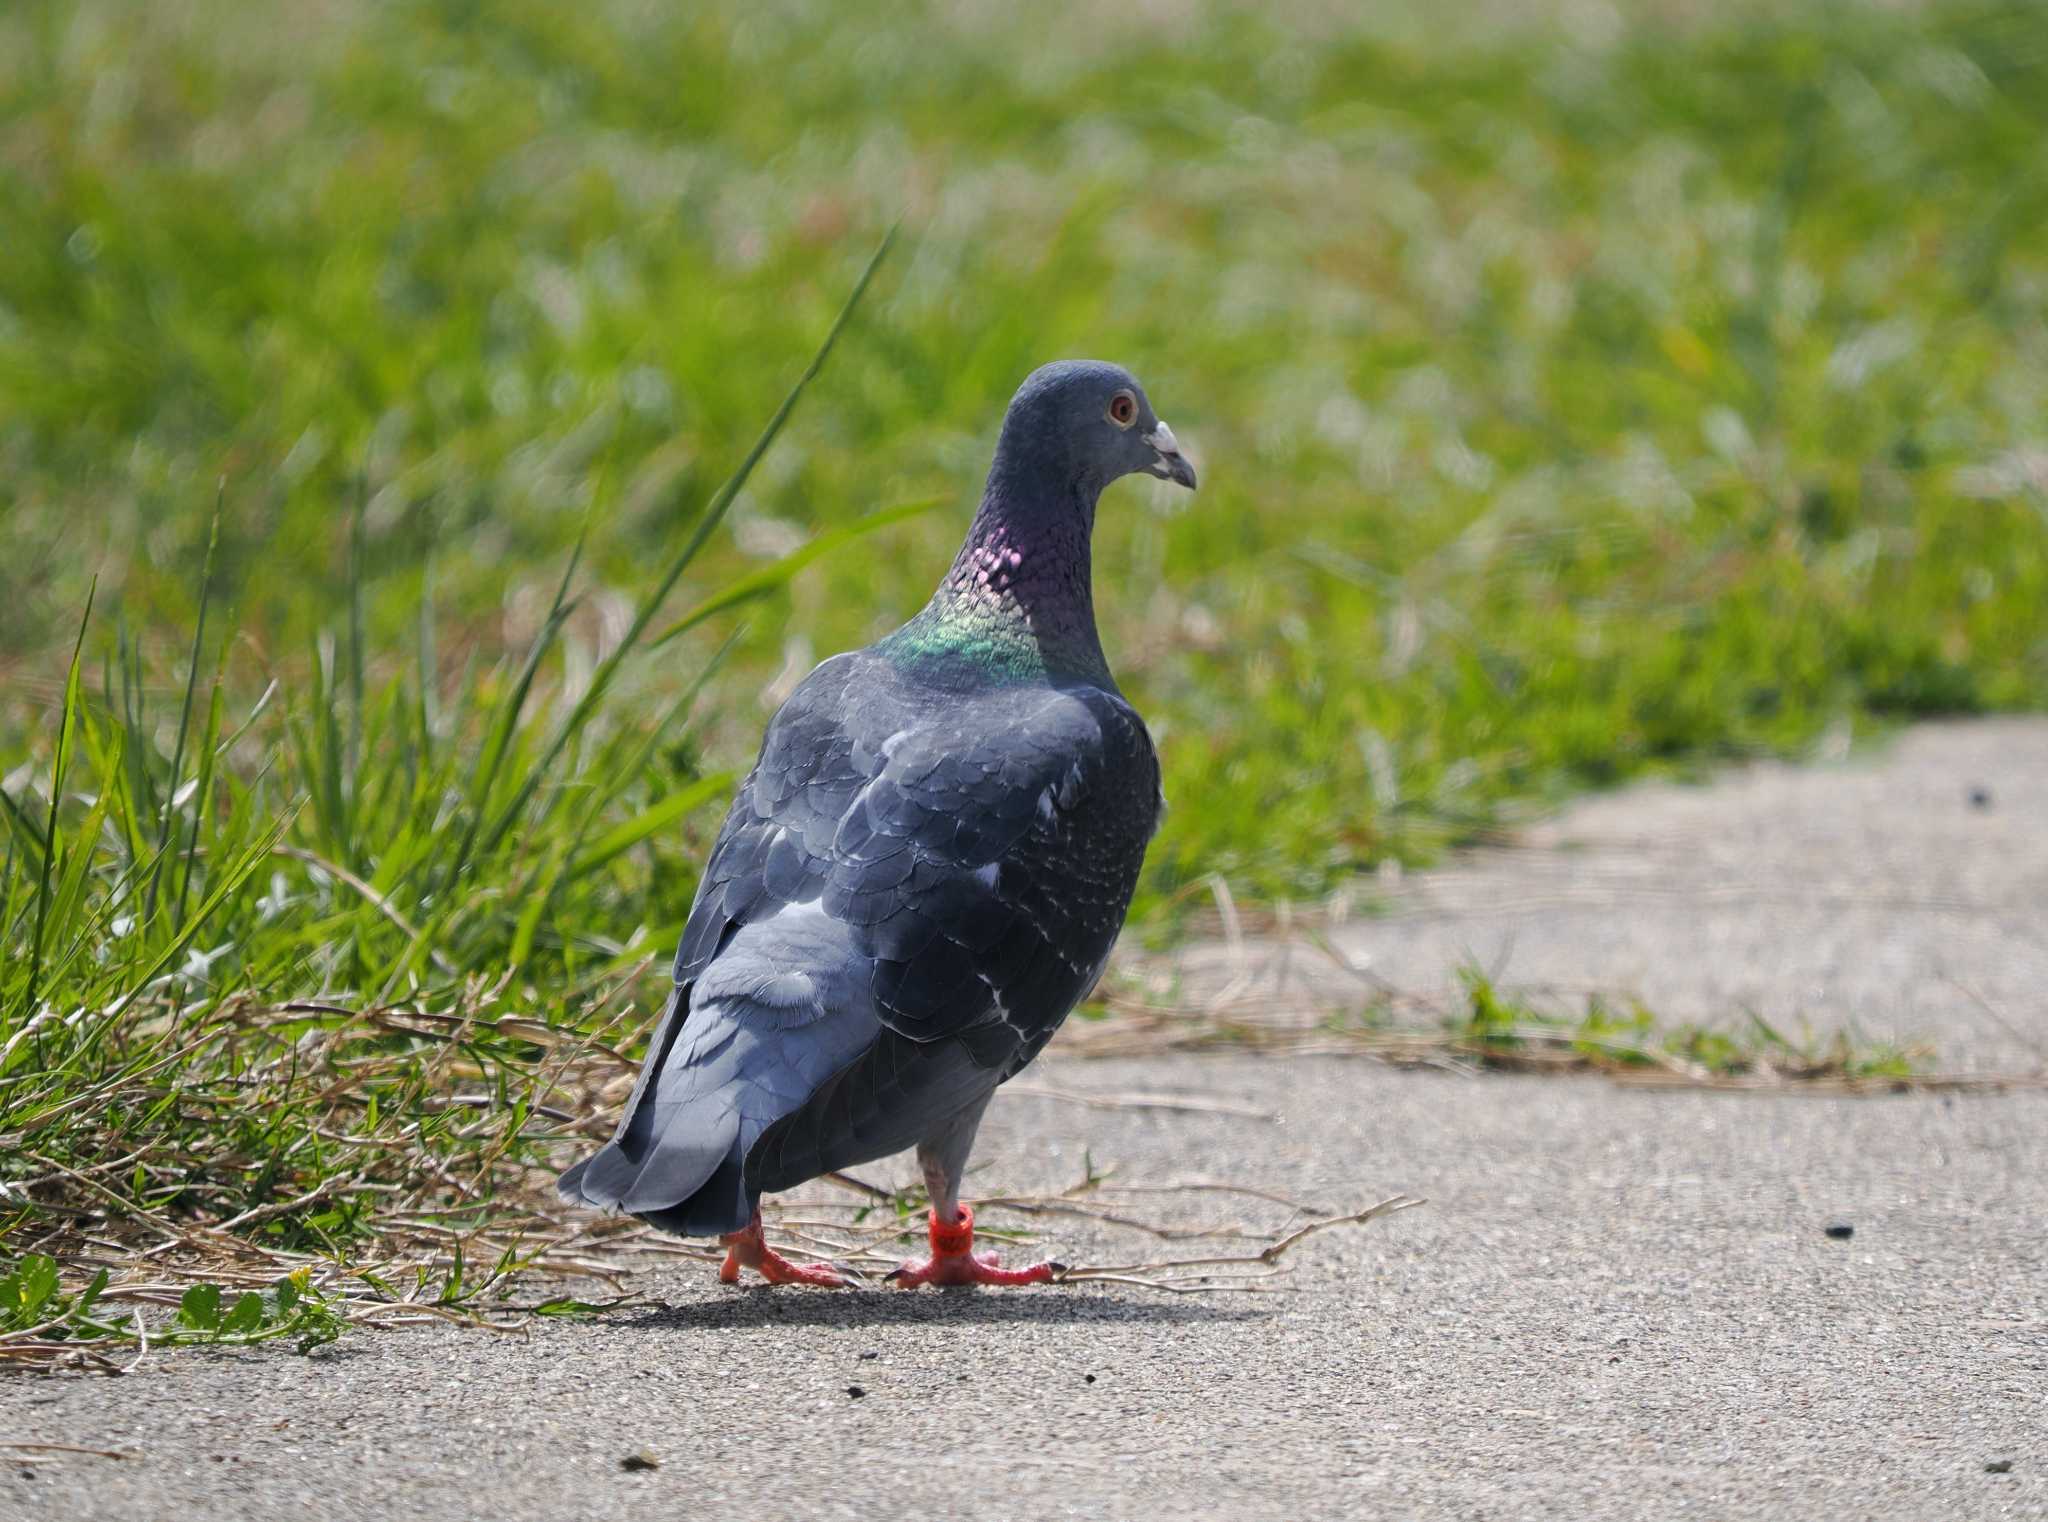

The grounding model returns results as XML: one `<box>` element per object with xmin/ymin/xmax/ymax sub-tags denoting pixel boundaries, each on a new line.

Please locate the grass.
<box><xmin>5</xmin><ymin>0</ymin><xmax>2047</xmax><ymax>903</ymax></box>
<box><xmin>1076</xmin><ymin>955</ymin><xmax>1948</xmax><ymax>1089</ymax></box>
<box><xmin>3</xmin><ymin>0</ymin><xmax>2048</xmax><ymax>1366</ymax></box>
<box><xmin>0</xmin><ymin>238</ymin><xmax>902</xmax><ymax>1369</ymax></box>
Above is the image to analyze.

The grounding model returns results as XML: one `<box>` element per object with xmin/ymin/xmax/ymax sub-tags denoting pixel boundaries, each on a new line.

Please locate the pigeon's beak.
<box><xmin>1143</xmin><ymin>421</ymin><xmax>1197</xmax><ymax>490</ymax></box>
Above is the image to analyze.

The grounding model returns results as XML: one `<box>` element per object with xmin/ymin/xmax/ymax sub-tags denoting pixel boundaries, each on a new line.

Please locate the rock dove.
<box><xmin>558</xmin><ymin>360</ymin><xmax>1195</xmax><ymax>1287</ymax></box>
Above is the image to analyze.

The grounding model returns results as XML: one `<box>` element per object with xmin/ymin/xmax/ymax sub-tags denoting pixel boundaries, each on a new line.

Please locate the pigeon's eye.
<box><xmin>1107</xmin><ymin>392</ymin><xmax>1137</xmax><ymax>429</ymax></box>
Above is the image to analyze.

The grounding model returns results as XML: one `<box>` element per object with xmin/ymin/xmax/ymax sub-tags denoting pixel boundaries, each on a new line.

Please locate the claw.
<box><xmin>717</xmin><ymin>1211</ymin><xmax>849</xmax><ymax>1288</ymax></box>
<box><xmin>889</xmin><ymin>1204</ymin><xmax>1061</xmax><ymax>1289</ymax></box>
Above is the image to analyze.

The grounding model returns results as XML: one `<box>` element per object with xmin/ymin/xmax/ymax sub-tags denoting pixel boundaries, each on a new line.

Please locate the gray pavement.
<box><xmin>2</xmin><ymin>721</ymin><xmax>2044</xmax><ymax>1520</ymax></box>
<box><xmin>1153</xmin><ymin>718</ymin><xmax>2048</xmax><ymax>1072</ymax></box>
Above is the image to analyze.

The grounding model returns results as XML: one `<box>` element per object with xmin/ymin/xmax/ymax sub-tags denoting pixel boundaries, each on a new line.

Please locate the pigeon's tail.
<box><xmin>552</xmin><ymin>988</ymin><xmax>760</xmax><ymax>1238</ymax></box>
<box><xmin>552</xmin><ymin>987</ymin><xmax>745</xmax><ymax>1237</ymax></box>
<box><xmin>553</xmin><ymin>907</ymin><xmax>886</xmax><ymax>1239</ymax></box>
<box><xmin>558</xmin><ymin>1152</ymin><xmax>748</xmax><ymax>1235</ymax></box>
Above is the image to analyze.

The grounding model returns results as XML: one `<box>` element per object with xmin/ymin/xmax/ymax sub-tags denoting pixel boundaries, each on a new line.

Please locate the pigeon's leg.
<box><xmin>887</xmin><ymin>1097</ymin><xmax>1063</xmax><ymax>1289</ymax></box>
<box><xmin>716</xmin><ymin>1210</ymin><xmax>848</xmax><ymax>1288</ymax></box>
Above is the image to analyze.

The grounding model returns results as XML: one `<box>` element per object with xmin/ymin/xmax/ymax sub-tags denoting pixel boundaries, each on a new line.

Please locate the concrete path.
<box><xmin>3</xmin><ymin>721</ymin><xmax>2043</xmax><ymax>1520</ymax></box>
<box><xmin>1154</xmin><ymin>719</ymin><xmax>2048</xmax><ymax>1073</ymax></box>
<box><xmin>4</xmin><ymin>1064</ymin><xmax>2041</xmax><ymax>1520</ymax></box>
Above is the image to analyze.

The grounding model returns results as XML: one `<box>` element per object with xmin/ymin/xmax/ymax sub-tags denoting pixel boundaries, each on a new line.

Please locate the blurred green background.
<box><xmin>5</xmin><ymin>0</ymin><xmax>2047</xmax><ymax>913</ymax></box>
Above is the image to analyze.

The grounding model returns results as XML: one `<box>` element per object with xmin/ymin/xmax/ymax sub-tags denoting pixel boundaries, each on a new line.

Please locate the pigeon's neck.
<box><xmin>884</xmin><ymin>460</ymin><xmax>1112</xmax><ymax>687</ymax></box>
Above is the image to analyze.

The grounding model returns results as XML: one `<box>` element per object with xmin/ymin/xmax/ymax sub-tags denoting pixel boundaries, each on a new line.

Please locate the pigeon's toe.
<box><xmin>886</xmin><ymin>1204</ymin><xmax>1062</xmax><ymax>1289</ymax></box>
<box><xmin>717</xmin><ymin>1211</ymin><xmax>850</xmax><ymax>1288</ymax></box>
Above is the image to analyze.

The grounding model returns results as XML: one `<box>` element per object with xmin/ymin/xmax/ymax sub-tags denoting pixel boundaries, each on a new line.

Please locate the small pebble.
<box><xmin>620</xmin><ymin>1450</ymin><xmax>661</xmax><ymax>1473</ymax></box>
<box><xmin>1968</xmin><ymin>786</ymin><xmax>1993</xmax><ymax>811</ymax></box>
<box><xmin>1084</xmin><ymin>1373</ymin><xmax>1096</xmax><ymax>1384</ymax></box>
<box><xmin>846</xmin><ymin>1385</ymin><xmax>866</xmax><ymax>1399</ymax></box>
<box><xmin>1986</xmin><ymin>1460</ymin><xmax>2014</xmax><ymax>1474</ymax></box>
<box><xmin>1825</xmin><ymin>1222</ymin><xmax>1855</xmax><ymax>1240</ymax></box>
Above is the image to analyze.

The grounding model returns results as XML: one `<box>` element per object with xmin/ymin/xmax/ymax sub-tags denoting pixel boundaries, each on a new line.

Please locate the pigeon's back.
<box><xmin>559</xmin><ymin>646</ymin><xmax>1160</xmax><ymax>1233</ymax></box>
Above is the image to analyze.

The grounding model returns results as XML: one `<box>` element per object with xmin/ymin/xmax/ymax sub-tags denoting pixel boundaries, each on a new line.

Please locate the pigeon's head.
<box><xmin>997</xmin><ymin>360</ymin><xmax>1197</xmax><ymax>496</ymax></box>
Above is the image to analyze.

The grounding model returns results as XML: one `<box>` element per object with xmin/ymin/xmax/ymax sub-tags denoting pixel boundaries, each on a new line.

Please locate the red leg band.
<box><xmin>929</xmin><ymin>1203</ymin><xmax>976</xmax><ymax>1257</ymax></box>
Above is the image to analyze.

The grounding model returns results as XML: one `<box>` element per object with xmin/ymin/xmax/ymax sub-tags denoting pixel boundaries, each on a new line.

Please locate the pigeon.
<box><xmin>558</xmin><ymin>360</ymin><xmax>1196</xmax><ymax>1287</ymax></box>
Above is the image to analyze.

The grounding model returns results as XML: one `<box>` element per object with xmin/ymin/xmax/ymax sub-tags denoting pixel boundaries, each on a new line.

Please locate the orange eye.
<box><xmin>1107</xmin><ymin>392</ymin><xmax>1137</xmax><ymax>428</ymax></box>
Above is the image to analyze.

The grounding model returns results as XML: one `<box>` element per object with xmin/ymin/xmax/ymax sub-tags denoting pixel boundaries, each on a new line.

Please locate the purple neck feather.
<box><xmin>901</xmin><ymin>448</ymin><xmax>1113</xmax><ymax>683</ymax></box>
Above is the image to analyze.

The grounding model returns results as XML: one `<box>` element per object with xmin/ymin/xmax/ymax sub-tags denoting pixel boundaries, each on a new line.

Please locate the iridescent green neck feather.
<box><xmin>882</xmin><ymin>462</ymin><xmax>1114</xmax><ymax>689</ymax></box>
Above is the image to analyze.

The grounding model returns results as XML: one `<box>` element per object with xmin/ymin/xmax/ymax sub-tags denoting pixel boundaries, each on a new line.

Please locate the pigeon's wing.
<box><xmin>577</xmin><ymin>653</ymin><xmax>875</xmax><ymax>1137</ymax></box>
<box><xmin>695</xmin><ymin>656</ymin><xmax>1158</xmax><ymax>1045</ymax></box>
<box><xmin>723</xmin><ymin>661</ymin><xmax>1159</xmax><ymax>1190</ymax></box>
<box><xmin>852</xmin><ymin>682</ymin><xmax>1159</xmax><ymax>1054</ymax></box>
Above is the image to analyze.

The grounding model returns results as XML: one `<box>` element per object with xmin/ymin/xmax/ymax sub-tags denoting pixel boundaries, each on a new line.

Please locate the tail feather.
<box><xmin>553</xmin><ymin>905</ymin><xmax>885</xmax><ymax>1238</ymax></box>
<box><xmin>636</xmin><ymin>1152</ymin><xmax>753</xmax><ymax>1238</ymax></box>
<box><xmin>554</xmin><ymin>1156</ymin><xmax>593</xmax><ymax>1204</ymax></box>
<box><xmin>553</xmin><ymin>1008</ymin><xmax>757</xmax><ymax>1235</ymax></box>
<box><xmin>554</xmin><ymin>982</ymin><xmax>693</xmax><ymax>1207</ymax></box>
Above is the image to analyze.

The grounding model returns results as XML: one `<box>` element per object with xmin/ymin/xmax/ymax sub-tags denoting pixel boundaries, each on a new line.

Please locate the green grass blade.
<box><xmin>107</xmin><ymin>799</ymin><xmax>305</xmax><ymax>1019</ymax></box>
<box><xmin>18</xmin><ymin>579</ymin><xmax>95</xmax><ymax>1032</ymax></box>
<box><xmin>346</xmin><ymin>480</ymin><xmax>367</xmax><ymax>848</ymax></box>
<box><xmin>566</xmin><ymin>772</ymin><xmax>733</xmax><ymax>883</ymax></box>
<box><xmin>173</xmin><ymin>644</ymin><xmax>231</xmax><ymax>931</ymax></box>
<box><xmin>648</xmin><ymin>497</ymin><xmax>940</xmax><ymax>651</ymax></box>
<box><xmin>476</xmin><ymin>225</ymin><xmax>899</xmax><ymax>860</ymax></box>
<box><xmin>0</xmin><ymin>778</ymin><xmax>47</xmax><ymax>876</ymax></box>
<box><xmin>149</xmin><ymin>491</ymin><xmax>222</xmax><ymax>923</ymax></box>
<box><xmin>440</xmin><ymin>534</ymin><xmax>587</xmax><ymax>890</ymax></box>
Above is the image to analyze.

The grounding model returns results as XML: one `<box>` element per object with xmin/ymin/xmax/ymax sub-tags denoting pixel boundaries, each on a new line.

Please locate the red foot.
<box><xmin>717</xmin><ymin>1211</ymin><xmax>848</xmax><ymax>1287</ymax></box>
<box><xmin>886</xmin><ymin>1205</ymin><xmax>1063</xmax><ymax>1289</ymax></box>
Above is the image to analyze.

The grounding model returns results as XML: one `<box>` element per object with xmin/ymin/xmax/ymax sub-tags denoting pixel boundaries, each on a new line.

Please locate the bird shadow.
<box><xmin>609</xmin><ymin>1284</ymin><xmax>1265</xmax><ymax>1332</ymax></box>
